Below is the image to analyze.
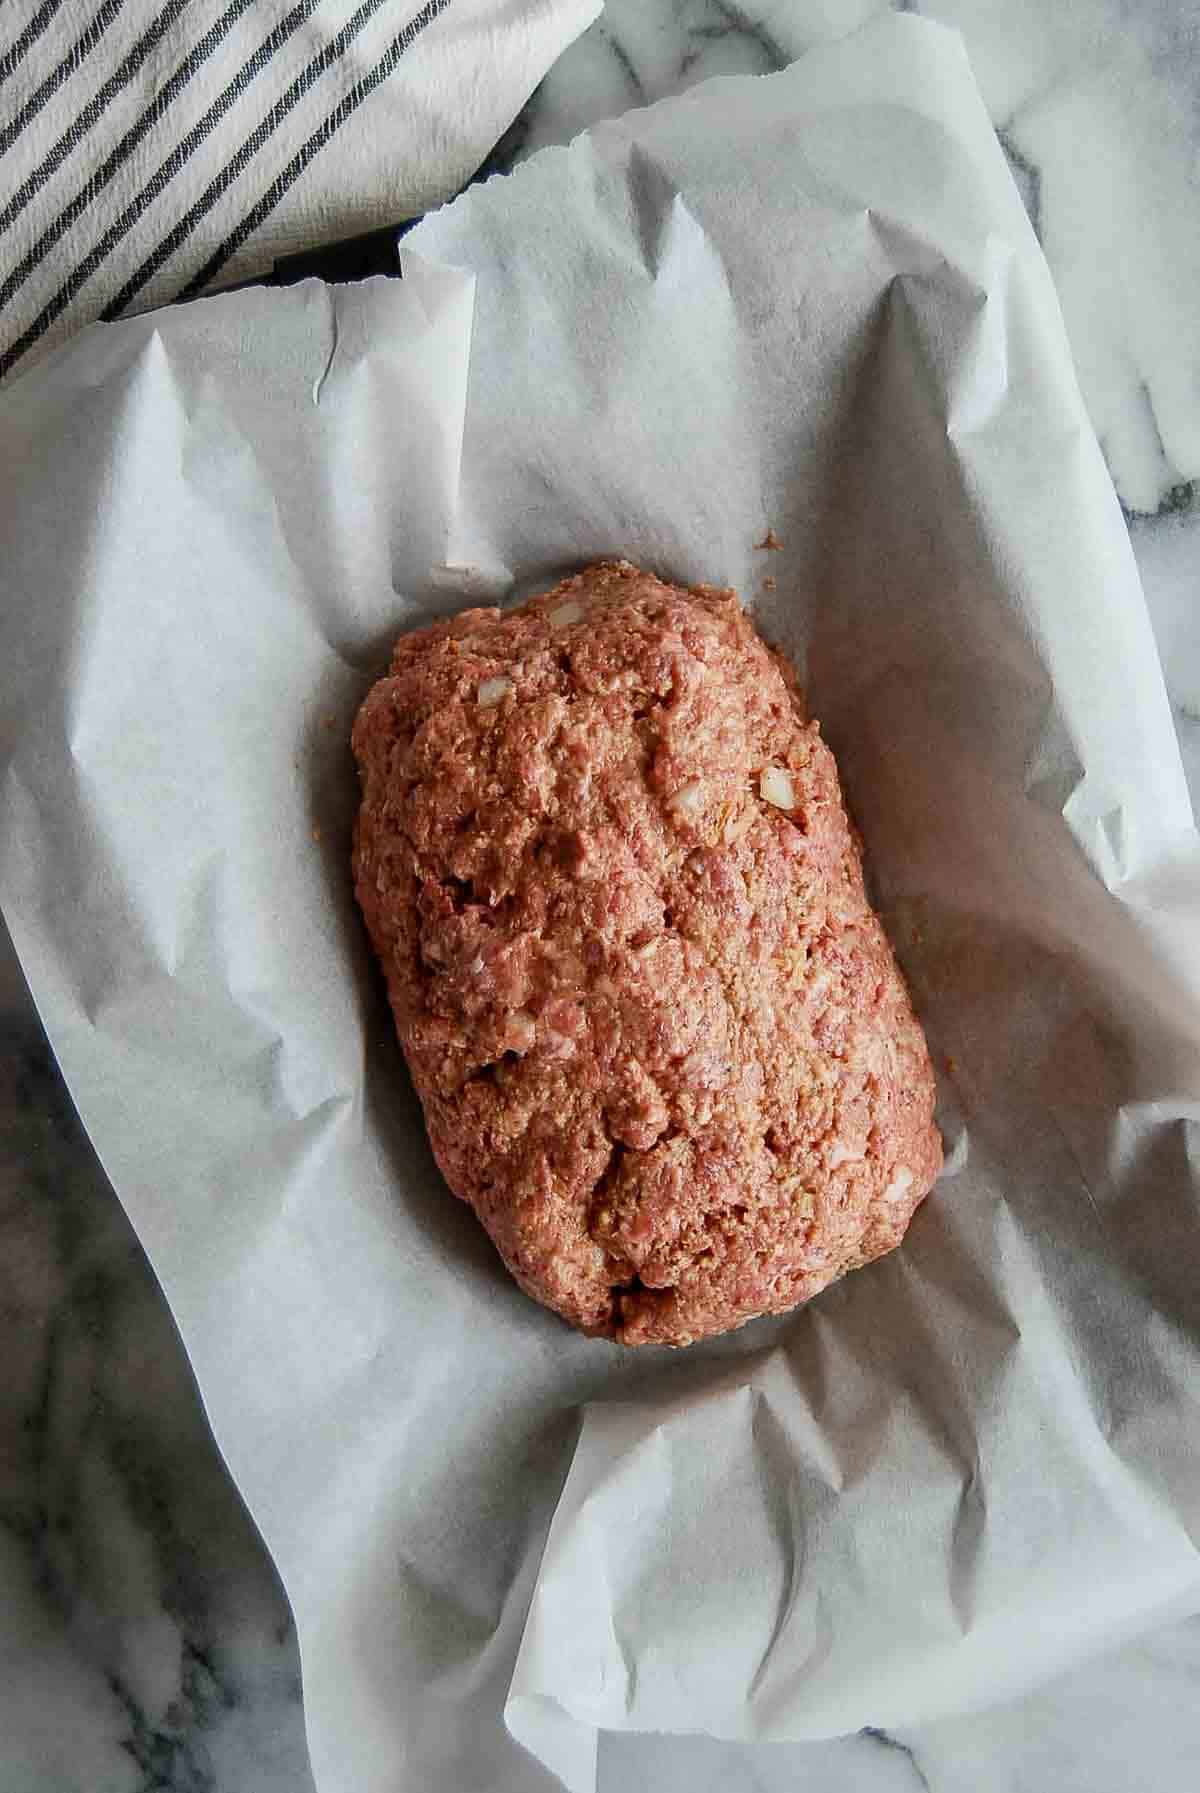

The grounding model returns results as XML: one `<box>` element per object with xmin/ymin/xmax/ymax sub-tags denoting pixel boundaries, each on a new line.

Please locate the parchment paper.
<box><xmin>2</xmin><ymin>16</ymin><xmax>1200</xmax><ymax>1793</ymax></box>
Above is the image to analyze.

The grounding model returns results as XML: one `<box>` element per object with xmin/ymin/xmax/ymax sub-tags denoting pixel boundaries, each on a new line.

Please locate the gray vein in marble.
<box><xmin>862</xmin><ymin>1726</ymin><xmax>933</xmax><ymax>1792</ymax></box>
<box><xmin>598</xmin><ymin>19</ymin><xmax>648</xmax><ymax>104</ymax></box>
<box><xmin>708</xmin><ymin>0</ymin><xmax>789</xmax><ymax>68</ymax></box>
<box><xmin>1136</xmin><ymin>380</ymin><xmax>1191</xmax><ymax>516</ymax></box>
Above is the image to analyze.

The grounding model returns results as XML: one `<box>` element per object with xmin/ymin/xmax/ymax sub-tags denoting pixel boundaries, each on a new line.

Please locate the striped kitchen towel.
<box><xmin>0</xmin><ymin>0</ymin><xmax>599</xmax><ymax>381</ymax></box>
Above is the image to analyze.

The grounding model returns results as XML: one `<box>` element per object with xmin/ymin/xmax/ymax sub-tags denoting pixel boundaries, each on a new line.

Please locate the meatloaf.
<box><xmin>351</xmin><ymin>561</ymin><xmax>941</xmax><ymax>1346</ymax></box>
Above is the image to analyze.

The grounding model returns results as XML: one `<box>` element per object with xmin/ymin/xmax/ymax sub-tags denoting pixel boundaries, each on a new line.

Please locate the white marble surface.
<box><xmin>2</xmin><ymin>3</ymin><xmax>1198</xmax><ymax>1790</ymax></box>
<box><xmin>0</xmin><ymin>921</ymin><xmax>315</xmax><ymax>1793</ymax></box>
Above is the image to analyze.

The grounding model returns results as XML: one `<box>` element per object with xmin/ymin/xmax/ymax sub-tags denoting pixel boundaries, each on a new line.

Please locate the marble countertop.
<box><xmin>3</xmin><ymin>4</ymin><xmax>1198</xmax><ymax>1790</ymax></box>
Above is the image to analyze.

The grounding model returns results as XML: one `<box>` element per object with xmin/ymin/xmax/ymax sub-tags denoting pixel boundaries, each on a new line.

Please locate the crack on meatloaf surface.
<box><xmin>351</xmin><ymin>560</ymin><xmax>941</xmax><ymax>1347</ymax></box>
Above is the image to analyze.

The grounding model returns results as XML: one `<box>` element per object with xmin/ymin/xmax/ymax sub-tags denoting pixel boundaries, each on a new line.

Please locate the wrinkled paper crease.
<box><xmin>2</xmin><ymin>18</ymin><xmax>1198</xmax><ymax>1793</ymax></box>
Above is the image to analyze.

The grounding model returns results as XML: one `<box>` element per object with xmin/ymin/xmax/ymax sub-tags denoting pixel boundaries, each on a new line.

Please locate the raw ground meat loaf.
<box><xmin>351</xmin><ymin>561</ymin><xmax>941</xmax><ymax>1346</ymax></box>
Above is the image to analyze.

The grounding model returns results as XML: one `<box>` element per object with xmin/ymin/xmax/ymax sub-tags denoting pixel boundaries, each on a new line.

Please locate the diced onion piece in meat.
<box><xmin>548</xmin><ymin>599</ymin><xmax>584</xmax><ymax>627</ymax></box>
<box><xmin>503</xmin><ymin>1009</ymin><xmax>536</xmax><ymax>1053</ymax></box>
<box><xmin>759</xmin><ymin>765</ymin><xmax>795</xmax><ymax>810</ymax></box>
<box><xmin>477</xmin><ymin>675</ymin><xmax>514</xmax><ymax>708</ymax></box>
<box><xmin>883</xmin><ymin>1166</ymin><xmax>914</xmax><ymax>1203</ymax></box>
<box><xmin>669</xmin><ymin>780</ymin><xmax>705</xmax><ymax>818</ymax></box>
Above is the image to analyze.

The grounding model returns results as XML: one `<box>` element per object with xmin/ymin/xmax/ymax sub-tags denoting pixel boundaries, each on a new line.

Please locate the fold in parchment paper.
<box><xmin>2</xmin><ymin>16</ymin><xmax>1199</xmax><ymax>1793</ymax></box>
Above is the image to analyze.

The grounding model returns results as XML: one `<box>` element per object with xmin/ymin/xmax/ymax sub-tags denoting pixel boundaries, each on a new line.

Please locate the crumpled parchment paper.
<box><xmin>2</xmin><ymin>16</ymin><xmax>1198</xmax><ymax>1793</ymax></box>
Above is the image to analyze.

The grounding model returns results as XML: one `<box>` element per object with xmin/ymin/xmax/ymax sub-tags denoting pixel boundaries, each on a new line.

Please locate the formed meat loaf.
<box><xmin>352</xmin><ymin>561</ymin><xmax>941</xmax><ymax>1346</ymax></box>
